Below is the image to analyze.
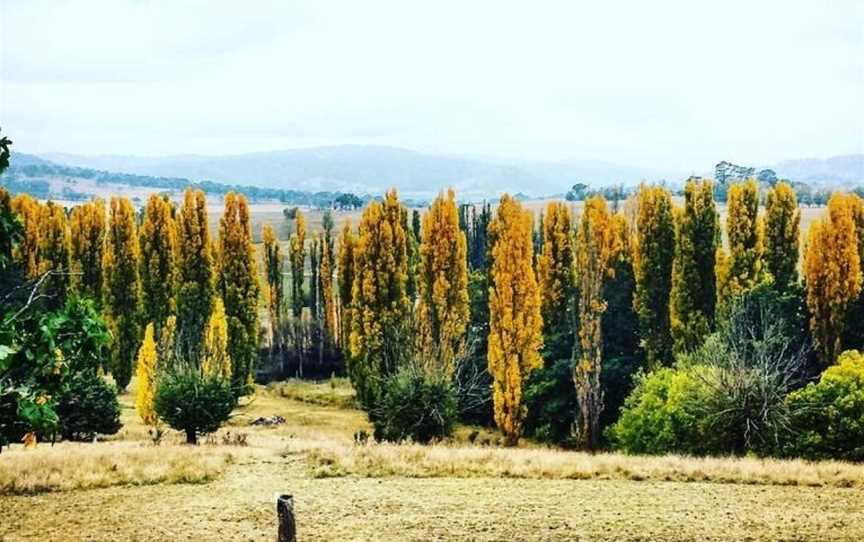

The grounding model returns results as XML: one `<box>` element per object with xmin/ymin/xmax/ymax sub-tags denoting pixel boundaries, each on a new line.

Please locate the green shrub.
<box><xmin>372</xmin><ymin>368</ymin><xmax>458</xmax><ymax>444</ymax></box>
<box><xmin>608</xmin><ymin>365</ymin><xmax>711</xmax><ymax>455</ymax></box>
<box><xmin>782</xmin><ymin>350</ymin><xmax>864</xmax><ymax>461</ymax></box>
<box><xmin>56</xmin><ymin>371</ymin><xmax>122</xmax><ymax>441</ymax></box>
<box><xmin>154</xmin><ymin>372</ymin><xmax>235</xmax><ymax>444</ymax></box>
<box><xmin>524</xmin><ymin>359</ymin><xmax>577</xmax><ymax>445</ymax></box>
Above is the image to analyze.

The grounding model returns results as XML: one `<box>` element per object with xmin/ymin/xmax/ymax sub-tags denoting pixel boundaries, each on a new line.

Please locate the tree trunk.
<box><xmin>185</xmin><ymin>428</ymin><xmax>197</xmax><ymax>445</ymax></box>
<box><xmin>277</xmin><ymin>494</ymin><xmax>296</xmax><ymax>542</ymax></box>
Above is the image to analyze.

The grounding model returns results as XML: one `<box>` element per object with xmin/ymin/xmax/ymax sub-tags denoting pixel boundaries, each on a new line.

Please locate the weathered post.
<box><xmin>277</xmin><ymin>494</ymin><xmax>296</xmax><ymax>542</ymax></box>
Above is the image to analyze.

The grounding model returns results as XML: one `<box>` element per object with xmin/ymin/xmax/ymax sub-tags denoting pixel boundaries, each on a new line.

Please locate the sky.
<box><xmin>1</xmin><ymin>0</ymin><xmax>862</xmax><ymax>170</ymax></box>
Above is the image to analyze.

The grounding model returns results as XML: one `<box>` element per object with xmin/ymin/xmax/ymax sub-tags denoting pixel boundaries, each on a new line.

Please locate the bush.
<box><xmin>608</xmin><ymin>365</ymin><xmax>711</xmax><ymax>455</ymax></box>
<box><xmin>154</xmin><ymin>372</ymin><xmax>235</xmax><ymax>444</ymax></box>
<box><xmin>371</xmin><ymin>368</ymin><xmax>458</xmax><ymax>444</ymax></box>
<box><xmin>782</xmin><ymin>350</ymin><xmax>864</xmax><ymax>461</ymax></box>
<box><xmin>56</xmin><ymin>372</ymin><xmax>122</xmax><ymax>441</ymax></box>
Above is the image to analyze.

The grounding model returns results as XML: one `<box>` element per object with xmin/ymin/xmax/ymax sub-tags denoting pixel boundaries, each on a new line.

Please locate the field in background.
<box><xmin>2</xmin><ymin>380</ymin><xmax>863</xmax><ymax>541</ymax></box>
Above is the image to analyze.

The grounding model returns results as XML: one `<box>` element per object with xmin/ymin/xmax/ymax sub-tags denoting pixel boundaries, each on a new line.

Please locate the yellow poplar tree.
<box><xmin>670</xmin><ymin>179</ymin><xmax>719</xmax><ymax>354</ymax></box>
<box><xmin>416</xmin><ymin>189</ymin><xmax>470</xmax><ymax>376</ymax></box>
<box><xmin>135</xmin><ymin>323</ymin><xmax>158</xmax><ymax>426</ymax></box>
<box><xmin>763</xmin><ymin>181</ymin><xmax>800</xmax><ymax>292</ymax></box>
<box><xmin>69</xmin><ymin>198</ymin><xmax>106</xmax><ymax>303</ymax></box>
<box><xmin>262</xmin><ymin>223</ymin><xmax>283</xmax><ymax>351</ymax></box>
<box><xmin>216</xmin><ymin>192</ymin><xmax>259</xmax><ymax>390</ymax></box>
<box><xmin>336</xmin><ymin>221</ymin><xmax>356</xmax><ymax>349</ymax></box>
<box><xmin>537</xmin><ymin>200</ymin><xmax>576</xmax><ymax>360</ymax></box>
<box><xmin>349</xmin><ymin>189</ymin><xmax>412</xmax><ymax>408</ymax></box>
<box><xmin>140</xmin><ymin>194</ymin><xmax>177</xmax><ymax>333</ymax></box>
<box><xmin>289</xmin><ymin>209</ymin><xmax>306</xmax><ymax>374</ymax></box>
<box><xmin>103</xmin><ymin>197</ymin><xmax>141</xmax><ymax>390</ymax></box>
<box><xmin>725</xmin><ymin>179</ymin><xmax>763</xmax><ymax>296</ymax></box>
<box><xmin>632</xmin><ymin>185</ymin><xmax>675</xmax><ymax>368</ymax></box>
<box><xmin>38</xmin><ymin>201</ymin><xmax>71</xmax><ymax>306</ymax></box>
<box><xmin>574</xmin><ymin>196</ymin><xmax>619</xmax><ymax>450</ymax></box>
<box><xmin>176</xmin><ymin>188</ymin><xmax>214</xmax><ymax>363</ymax></box>
<box><xmin>319</xmin><ymin>232</ymin><xmax>337</xmax><ymax>352</ymax></box>
<box><xmin>487</xmin><ymin>194</ymin><xmax>543</xmax><ymax>445</ymax></box>
<box><xmin>805</xmin><ymin>193</ymin><xmax>862</xmax><ymax>365</ymax></box>
<box><xmin>11</xmin><ymin>194</ymin><xmax>41</xmax><ymax>278</ymax></box>
<box><xmin>202</xmin><ymin>297</ymin><xmax>232</xmax><ymax>380</ymax></box>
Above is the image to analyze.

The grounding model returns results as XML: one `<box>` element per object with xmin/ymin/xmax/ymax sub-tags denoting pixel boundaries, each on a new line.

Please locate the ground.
<box><xmin>1</xmin><ymin>380</ymin><xmax>863</xmax><ymax>541</ymax></box>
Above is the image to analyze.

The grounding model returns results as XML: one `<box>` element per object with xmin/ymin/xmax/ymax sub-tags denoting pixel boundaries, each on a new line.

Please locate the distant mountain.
<box><xmin>769</xmin><ymin>155</ymin><xmax>864</xmax><ymax>187</ymax></box>
<box><xmin>41</xmin><ymin>145</ymin><xmax>683</xmax><ymax>199</ymax></box>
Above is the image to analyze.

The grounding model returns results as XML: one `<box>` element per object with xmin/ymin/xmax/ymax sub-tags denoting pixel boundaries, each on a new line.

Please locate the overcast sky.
<box><xmin>1</xmin><ymin>0</ymin><xmax>862</xmax><ymax>170</ymax></box>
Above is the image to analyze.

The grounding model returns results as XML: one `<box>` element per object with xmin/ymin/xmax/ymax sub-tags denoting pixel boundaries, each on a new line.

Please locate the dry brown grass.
<box><xmin>0</xmin><ymin>441</ymin><xmax>234</xmax><ymax>495</ymax></box>
<box><xmin>293</xmin><ymin>438</ymin><xmax>864</xmax><ymax>488</ymax></box>
<box><xmin>267</xmin><ymin>377</ymin><xmax>356</xmax><ymax>409</ymax></box>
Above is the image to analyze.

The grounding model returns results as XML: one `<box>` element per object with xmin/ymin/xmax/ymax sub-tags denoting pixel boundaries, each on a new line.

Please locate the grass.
<box><xmin>297</xmin><ymin>439</ymin><xmax>864</xmax><ymax>487</ymax></box>
<box><xmin>1</xmin><ymin>380</ymin><xmax>863</xmax><ymax>541</ymax></box>
<box><xmin>266</xmin><ymin>377</ymin><xmax>356</xmax><ymax>409</ymax></box>
<box><xmin>0</xmin><ymin>441</ymin><xmax>232</xmax><ymax>495</ymax></box>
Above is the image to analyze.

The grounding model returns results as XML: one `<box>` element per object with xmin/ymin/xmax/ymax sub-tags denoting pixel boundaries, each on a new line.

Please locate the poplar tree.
<box><xmin>349</xmin><ymin>189</ymin><xmax>412</xmax><ymax>408</ymax></box>
<box><xmin>262</xmin><ymin>223</ymin><xmax>283</xmax><ymax>351</ymax></box>
<box><xmin>487</xmin><ymin>194</ymin><xmax>543</xmax><ymax>445</ymax></box>
<box><xmin>0</xmin><ymin>188</ymin><xmax>17</xmax><ymax>270</ymax></box>
<box><xmin>289</xmin><ymin>209</ymin><xmax>306</xmax><ymax>374</ymax></box>
<box><xmin>844</xmin><ymin>196</ymin><xmax>864</xmax><ymax>351</ymax></box>
<box><xmin>176</xmin><ymin>188</ymin><xmax>214</xmax><ymax>364</ymax></box>
<box><xmin>140</xmin><ymin>194</ymin><xmax>177</xmax><ymax>333</ymax></box>
<box><xmin>763</xmin><ymin>181</ymin><xmax>800</xmax><ymax>293</ymax></box>
<box><xmin>103</xmin><ymin>197</ymin><xmax>141</xmax><ymax>390</ymax></box>
<box><xmin>537</xmin><ymin>201</ymin><xmax>576</xmax><ymax>361</ymax></box>
<box><xmin>336</xmin><ymin>221</ymin><xmax>356</xmax><ymax>350</ymax></box>
<box><xmin>632</xmin><ymin>185</ymin><xmax>675</xmax><ymax>368</ymax></box>
<box><xmin>805</xmin><ymin>193</ymin><xmax>862</xmax><ymax>365</ymax></box>
<box><xmin>10</xmin><ymin>194</ymin><xmax>41</xmax><ymax>278</ymax></box>
<box><xmin>725</xmin><ymin>179</ymin><xmax>763</xmax><ymax>295</ymax></box>
<box><xmin>416</xmin><ymin>189</ymin><xmax>470</xmax><ymax>376</ymax></box>
<box><xmin>39</xmin><ymin>201</ymin><xmax>71</xmax><ymax>306</ymax></box>
<box><xmin>202</xmin><ymin>297</ymin><xmax>232</xmax><ymax>380</ymax></box>
<box><xmin>217</xmin><ymin>192</ymin><xmax>259</xmax><ymax>391</ymax></box>
<box><xmin>574</xmin><ymin>196</ymin><xmax>619</xmax><ymax>450</ymax></box>
<box><xmin>319</xmin><ymin>232</ymin><xmax>337</xmax><ymax>354</ymax></box>
<box><xmin>69</xmin><ymin>198</ymin><xmax>106</xmax><ymax>304</ymax></box>
<box><xmin>670</xmin><ymin>179</ymin><xmax>719</xmax><ymax>354</ymax></box>
<box><xmin>135</xmin><ymin>323</ymin><xmax>158</xmax><ymax>426</ymax></box>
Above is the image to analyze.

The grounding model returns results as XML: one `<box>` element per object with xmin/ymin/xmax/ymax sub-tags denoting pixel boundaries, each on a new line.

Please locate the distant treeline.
<box><xmin>1</xmin><ymin>162</ymin><xmax>369</xmax><ymax>208</ymax></box>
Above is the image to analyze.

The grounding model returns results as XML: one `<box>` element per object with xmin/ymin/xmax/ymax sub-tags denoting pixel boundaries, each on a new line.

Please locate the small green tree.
<box><xmin>153</xmin><ymin>371</ymin><xmax>235</xmax><ymax>444</ymax></box>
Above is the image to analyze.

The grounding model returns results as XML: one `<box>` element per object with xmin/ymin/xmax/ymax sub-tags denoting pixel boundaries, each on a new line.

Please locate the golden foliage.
<box><xmin>416</xmin><ymin>189</ymin><xmax>469</xmax><ymax>375</ymax></box>
<box><xmin>763</xmin><ymin>181</ymin><xmax>801</xmax><ymax>292</ymax></box>
<box><xmin>289</xmin><ymin>209</ymin><xmax>306</xmax><ymax>317</ymax></box>
<box><xmin>487</xmin><ymin>194</ymin><xmax>543</xmax><ymax>445</ymax></box>
<box><xmin>69</xmin><ymin>198</ymin><xmax>106</xmax><ymax>302</ymax></box>
<box><xmin>574</xmin><ymin>196</ymin><xmax>620</xmax><ymax>450</ymax></box>
<box><xmin>10</xmin><ymin>193</ymin><xmax>42</xmax><ymax>278</ymax></box>
<box><xmin>349</xmin><ymin>190</ymin><xmax>412</xmax><ymax>407</ymax></box>
<box><xmin>135</xmin><ymin>323</ymin><xmax>159</xmax><ymax>426</ymax></box>
<box><xmin>805</xmin><ymin>193</ymin><xmax>862</xmax><ymax>365</ymax></box>
<box><xmin>38</xmin><ymin>200</ymin><xmax>72</xmax><ymax>300</ymax></box>
<box><xmin>336</xmin><ymin>220</ymin><xmax>357</xmax><ymax>348</ymax></box>
<box><xmin>139</xmin><ymin>194</ymin><xmax>177</xmax><ymax>330</ymax></box>
<box><xmin>262</xmin><ymin>223</ymin><xmax>283</xmax><ymax>348</ymax></box>
<box><xmin>176</xmin><ymin>188</ymin><xmax>214</xmax><ymax>362</ymax></box>
<box><xmin>202</xmin><ymin>297</ymin><xmax>232</xmax><ymax>380</ymax></box>
<box><xmin>537</xmin><ymin>201</ymin><xmax>576</xmax><ymax>358</ymax></box>
<box><xmin>725</xmin><ymin>179</ymin><xmax>763</xmax><ymax>295</ymax></box>
<box><xmin>319</xmin><ymin>231</ymin><xmax>337</xmax><ymax>348</ymax></box>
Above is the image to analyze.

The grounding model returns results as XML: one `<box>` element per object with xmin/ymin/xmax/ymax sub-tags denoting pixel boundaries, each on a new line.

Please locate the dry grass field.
<box><xmin>1</xmin><ymin>379</ymin><xmax>863</xmax><ymax>541</ymax></box>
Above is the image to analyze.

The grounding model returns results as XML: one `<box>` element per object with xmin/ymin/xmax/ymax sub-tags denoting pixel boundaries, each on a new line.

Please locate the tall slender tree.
<box><xmin>632</xmin><ymin>185</ymin><xmax>675</xmax><ymax>368</ymax></box>
<box><xmin>289</xmin><ymin>209</ymin><xmax>306</xmax><ymax>374</ymax></box>
<box><xmin>135</xmin><ymin>323</ymin><xmax>158</xmax><ymax>426</ymax></box>
<box><xmin>349</xmin><ymin>189</ymin><xmax>412</xmax><ymax>409</ymax></box>
<box><xmin>574</xmin><ymin>196</ymin><xmax>619</xmax><ymax>450</ymax></box>
<box><xmin>38</xmin><ymin>201</ymin><xmax>71</xmax><ymax>307</ymax></box>
<box><xmin>139</xmin><ymin>194</ymin><xmax>177</xmax><ymax>334</ymax></box>
<box><xmin>69</xmin><ymin>198</ymin><xmax>106</xmax><ymax>304</ymax></box>
<box><xmin>763</xmin><ymin>181</ymin><xmax>801</xmax><ymax>293</ymax></box>
<box><xmin>262</xmin><ymin>223</ymin><xmax>283</xmax><ymax>353</ymax></box>
<box><xmin>336</xmin><ymin>221</ymin><xmax>356</xmax><ymax>350</ymax></box>
<box><xmin>416</xmin><ymin>189</ymin><xmax>470</xmax><ymax>376</ymax></box>
<box><xmin>217</xmin><ymin>192</ymin><xmax>260</xmax><ymax>390</ymax></box>
<box><xmin>10</xmin><ymin>194</ymin><xmax>41</xmax><ymax>278</ymax></box>
<box><xmin>202</xmin><ymin>297</ymin><xmax>232</xmax><ymax>380</ymax></box>
<box><xmin>103</xmin><ymin>197</ymin><xmax>141</xmax><ymax>390</ymax></box>
<box><xmin>176</xmin><ymin>188</ymin><xmax>214</xmax><ymax>364</ymax></box>
<box><xmin>537</xmin><ymin>201</ymin><xmax>576</xmax><ymax>361</ymax></box>
<box><xmin>805</xmin><ymin>193</ymin><xmax>862</xmax><ymax>365</ymax></box>
<box><xmin>670</xmin><ymin>179</ymin><xmax>719</xmax><ymax>354</ymax></box>
<box><xmin>487</xmin><ymin>194</ymin><xmax>543</xmax><ymax>445</ymax></box>
<box><xmin>319</xmin><ymin>232</ymin><xmax>337</xmax><ymax>355</ymax></box>
<box><xmin>724</xmin><ymin>179</ymin><xmax>763</xmax><ymax>295</ymax></box>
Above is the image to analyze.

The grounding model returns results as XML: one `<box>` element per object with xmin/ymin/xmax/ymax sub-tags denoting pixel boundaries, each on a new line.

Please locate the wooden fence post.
<box><xmin>277</xmin><ymin>494</ymin><xmax>296</xmax><ymax>542</ymax></box>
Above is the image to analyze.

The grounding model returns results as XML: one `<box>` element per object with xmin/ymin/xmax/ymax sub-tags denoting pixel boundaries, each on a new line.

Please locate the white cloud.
<box><xmin>1</xmin><ymin>0</ymin><xmax>862</xmax><ymax>169</ymax></box>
